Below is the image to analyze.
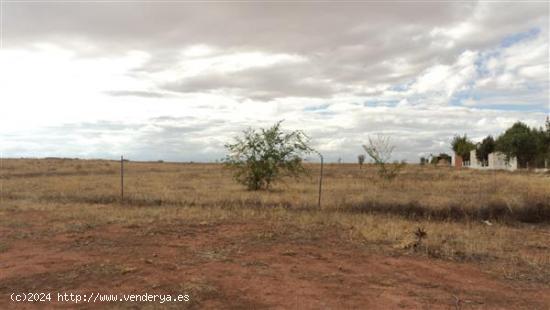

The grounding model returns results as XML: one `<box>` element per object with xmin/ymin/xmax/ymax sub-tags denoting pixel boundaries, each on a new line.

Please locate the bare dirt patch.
<box><xmin>1</xmin><ymin>209</ymin><xmax>548</xmax><ymax>309</ymax></box>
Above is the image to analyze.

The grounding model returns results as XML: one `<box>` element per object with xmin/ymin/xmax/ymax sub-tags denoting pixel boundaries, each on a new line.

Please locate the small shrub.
<box><xmin>362</xmin><ymin>135</ymin><xmax>404</xmax><ymax>181</ymax></box>
<box><xmin>357</xmin><ymin>154</ymin><xmax>365</xmax><ymax>169</ymax></box>
<box><xmin>223</xmin><ymin>121</ymin><xmax>313</xmax><ymax>190</ymax></box>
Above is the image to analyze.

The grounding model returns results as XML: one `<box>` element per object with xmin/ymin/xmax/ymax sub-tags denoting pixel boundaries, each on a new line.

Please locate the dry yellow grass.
<box><xmin>1</xmin><ymin>158</ymin><xmax>549</xmax><ymax>285</ymax></box>
<box><xmin>2</xmin><ymin>158</ymin><xmax>549</xmax><ymax>221</ymax></box>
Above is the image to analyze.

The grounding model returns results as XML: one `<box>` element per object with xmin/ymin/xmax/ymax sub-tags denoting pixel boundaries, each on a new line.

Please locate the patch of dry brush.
<box><xmin>2</xmin><ymin>159</ymin><xmax>549</xmax><ymax>223</ymax></box>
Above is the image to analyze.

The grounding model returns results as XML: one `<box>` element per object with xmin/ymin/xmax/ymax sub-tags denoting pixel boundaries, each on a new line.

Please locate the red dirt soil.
<box><xmin>1</xmin><ymin>212</ymin><xmax>549</xmax><ymax>309</ymax></box>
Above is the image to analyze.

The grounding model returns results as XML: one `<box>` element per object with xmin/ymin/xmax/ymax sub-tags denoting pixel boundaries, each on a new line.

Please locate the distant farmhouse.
<box><xmin>452</xmin><ymin>150</ymin><xmax>518</xmax><ymax>171</ymax></box>
<box><xmin>427</xmin><ymin>153</ymin><xmax>452</xmax><ymax>166</ymax></box>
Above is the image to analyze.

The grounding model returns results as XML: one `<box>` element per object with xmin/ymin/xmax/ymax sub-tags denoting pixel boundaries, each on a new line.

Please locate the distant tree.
<box><xmin>439</xmin><ymin>153</ymin><xmax>451</xmax><ymax>163</ymax></box>
<box><xmin>357</xmin><ymin>154</ymin><xmax>365</xmax><ymax>169</ymax></box>
<box><xmin>532</xmin><ymin>119</ymin><xmax>550</xmax><ymax>167</ymax></box>
<box><xmin>495</xmin><ymin>122</ymin><xmax>537</xmax><ymax>168</ymax></box>
<box><xmin>223</xmin><ymin>121</ymin><xmax>312</xmax><ymax>190</ymax></box>
<box><xmin>545</xmin><ymin>117</ymin><xmax>550</xmax><ymax>166</ymax></box>
<box><xmin>451</xmin><ymin>134</ymin><xmax>476</xmax><ymax>161</ymax></box>
<box><xmin>420</xmin><ymin>157</ymin><xmax>427</xmax><ymax>165</ymax></box>
<box><xmin>475</xmin><ymin>135</ymin><xmax>495</xmax><ymax>164</ymax></box>
<box><xmin>362</xmin><ymin>135</ymin><xmax>403</xmax><ymax>180</ymax></box>
<box><xmin>543</xmin><ymin>116</ymin><xmax>550</xmax><ymax>160</ymax></box>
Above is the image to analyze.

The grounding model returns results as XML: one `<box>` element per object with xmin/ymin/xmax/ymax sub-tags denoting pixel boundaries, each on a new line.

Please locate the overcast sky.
<box><xmin>1</xmin><ymin>1</ymin><xmax>548</xmax><ymax>162</ymax></box>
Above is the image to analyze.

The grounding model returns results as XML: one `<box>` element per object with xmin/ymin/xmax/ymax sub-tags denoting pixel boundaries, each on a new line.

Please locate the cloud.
<box><xmin>6</xmin><ymin>2</ymin><xmax>546</xmax><ymax>93</ymax></box>
<box><xmin>163</xmin><ymin>62</ymin><xmax>335</xmax><ymax>101</ymax></box>
<box><xmin>1</xmin><ymin>2</ymin><xmax>548</xmax><ymax>162</ymax></box>
<box><xmin>104</xmin><ymin>90</ymin><xmax>173</xmax><ymax>98</ymax></box>
<box><xmin>2</xmin><ymin>103</ymin><xmax>546</xmax><ymax>163</ymax></box>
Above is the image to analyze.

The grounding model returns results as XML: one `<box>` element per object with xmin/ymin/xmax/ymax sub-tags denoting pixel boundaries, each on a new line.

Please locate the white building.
<box><xmin>469</xmin><ymin>150</ymin><xmax>481</xmax><ymax>168</ymax></box>
<box><xmin>488</xmin><ymin>152</ymin><xmax>517</xmax><ymax>171</ymax></box>
<box><xmin>467</xmin><ymin>150</ymin><xmax>517</xmax><ymax>171</ymax></box>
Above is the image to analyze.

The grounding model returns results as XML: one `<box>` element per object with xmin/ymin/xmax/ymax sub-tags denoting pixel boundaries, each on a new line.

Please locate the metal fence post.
<box><xmin>314</xmin><ymin>151</ymin><xmax>324</xmax><ymax>208</ymax></box>
<box><xmin>120</xmin><ymin>155</ymin><xmax>124</xmax><ymax>203</ymax></box>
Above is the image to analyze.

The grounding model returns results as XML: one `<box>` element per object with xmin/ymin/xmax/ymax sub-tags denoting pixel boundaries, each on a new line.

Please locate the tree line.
<box><xmin>450</xmin><ymin>117</ymin><xmax>550</xmax><ymax>168</ymax></box>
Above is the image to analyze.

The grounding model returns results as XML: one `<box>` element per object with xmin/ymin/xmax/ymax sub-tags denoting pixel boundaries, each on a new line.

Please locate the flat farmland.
<box><xmin>1</xmin><ymin>158</ymin><xmax>549</xmax><ymax>309</ymax></box>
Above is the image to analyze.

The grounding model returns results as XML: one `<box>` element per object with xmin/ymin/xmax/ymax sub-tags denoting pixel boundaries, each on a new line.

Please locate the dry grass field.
<box><xmin>1</xmin><ymin>158</ymin><xmax>550</xmax><ymax>309</ymax></box>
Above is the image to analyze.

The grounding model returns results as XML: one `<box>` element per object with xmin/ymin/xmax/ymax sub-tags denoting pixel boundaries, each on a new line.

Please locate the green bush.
<box><xmin>223</xmin><ymin>121</ymin><xmax>312</xmax><ymax>190</ymax></box>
